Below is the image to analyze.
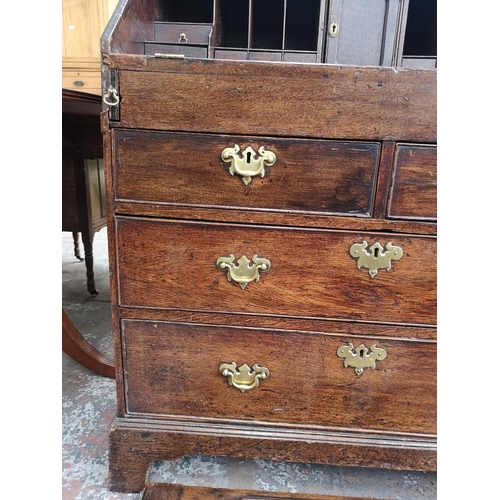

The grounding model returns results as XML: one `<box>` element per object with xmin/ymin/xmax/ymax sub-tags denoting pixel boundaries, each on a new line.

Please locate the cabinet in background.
<box><xmin>62</xmin><ymin>0</ymin><xmax>119</xmax><ymax>94</ymax></box>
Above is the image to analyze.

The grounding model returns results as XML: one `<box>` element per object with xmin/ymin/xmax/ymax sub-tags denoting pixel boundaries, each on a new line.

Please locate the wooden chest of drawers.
<box><xmin>101</xmin><ymin>9</ymin><xmax>436</xmax><ymax>493</ymax></box>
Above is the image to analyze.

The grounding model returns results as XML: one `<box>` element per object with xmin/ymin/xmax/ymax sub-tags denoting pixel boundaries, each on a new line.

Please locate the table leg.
<box><xmin>72</xmin><ymin>232</ymin><xmax>84</xmax><ymax>261</ymax></box>
<box><xmin>62</xmin><ymin>308</ymin><xmax>115</xmax><ymax>378</ymax></box>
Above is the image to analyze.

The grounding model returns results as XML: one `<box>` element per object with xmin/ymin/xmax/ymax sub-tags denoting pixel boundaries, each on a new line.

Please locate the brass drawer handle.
<box><xmin>178</xmin><ymin>32</ymin><xmax>188</xmax><ymax>43</ymax></box>
<box><xmin>349</xmin><ymin>241</ymin><xmax>403</xmax><ymax>278</ymax></box>
<box><xmin>337</xmin><ymin>343</ymin><xmax>387</xmax><ymax>376</ymax></box>
<box><xmin>103</xmin><ymin>87</ymin><xmax>120</xmax><ymax>107</ymax></box>
<box><xmin>219</xmin><ymin>362</ymin><xmax>270</xmax><ymax>393</ymax></box>
<box><xmin>216</xmin><ymin>254</ymin><xmax>271</xmax><ymax>289</ymax></box>
<box><xmin>221</xmin><ymin>145</ymin><xmax>276</xmax><ymax>185</ymax></box>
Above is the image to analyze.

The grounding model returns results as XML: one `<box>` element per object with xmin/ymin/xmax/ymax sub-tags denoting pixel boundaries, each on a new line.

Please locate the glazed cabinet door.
<box><xmin>324</xmin><ymin>0</ymin><xmax>407</xmax><ymax>66</ymax></box>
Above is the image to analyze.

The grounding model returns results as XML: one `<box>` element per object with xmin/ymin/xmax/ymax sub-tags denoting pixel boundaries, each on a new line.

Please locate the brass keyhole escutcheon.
<box><xmin>337</xmin><ymin>343</ymin><xmax>387</xmax><ymax>376</ymax></box>
<box><xmin>349</xmin><ymin>241</ymin><xmax>403</xmax><ymax>278</ymax></box>
<box><xmin>329</xmin><ymin>22</ymin><xmax>339</xmax><ymax>37</ymax></box>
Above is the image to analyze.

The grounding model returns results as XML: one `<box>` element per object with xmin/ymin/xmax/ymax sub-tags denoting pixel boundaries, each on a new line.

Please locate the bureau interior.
<box><xmin>106</xmin><ymin>0</ymin><xmax>437</xmax><ymax>66</ymax></box>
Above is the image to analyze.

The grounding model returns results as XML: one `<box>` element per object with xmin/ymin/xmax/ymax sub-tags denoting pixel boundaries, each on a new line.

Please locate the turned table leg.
<box><xmin>72</xmin><ymin>232</ymin><xmax>84</xmax><ymax>261</ymax></box>
<box><xmin>81</xmin><ymin>231</ymin><xmax>98</xmax><ymax>296</ymax></box>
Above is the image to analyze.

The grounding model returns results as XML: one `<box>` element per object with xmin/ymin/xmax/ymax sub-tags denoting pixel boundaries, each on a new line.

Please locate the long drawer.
<box><xmin>116</xmin><ymin>217</ymin><xmax>436</xmax><ymax>325</ymax></box>
<box><xmin>122</xmin><ymin>319</ymin><xmax>436</xmax><ymax>434</ymax></box>
<box><xmin>113</xmin><ymin>130</ymin><xmax>379</xmax><ymax>217</ymax></box>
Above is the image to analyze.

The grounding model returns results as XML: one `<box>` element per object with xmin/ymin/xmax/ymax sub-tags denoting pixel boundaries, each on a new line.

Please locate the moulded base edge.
<box><xmin>108</xmin><ymin>416</ymin><xmax>437</xmax><ymax>493</ymax></box>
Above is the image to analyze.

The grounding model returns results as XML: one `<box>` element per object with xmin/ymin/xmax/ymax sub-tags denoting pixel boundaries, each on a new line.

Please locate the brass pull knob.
<box><xmin>349</xmin><ymin>241</ymin><xmax>403</xmax><ymax>278</ymax></box>
<box><xmin>178</xmin><ymin>32</ymin><xmax>188</xmax><ymax>43</ymax></box>
<box><xmin>337</xmin><ymin>343</ymin><xmax>387</xmax><ymax>376</ymax></box>
<box><xmin>219</xmin><ymin>362</ymin><xmax>270</xmax><ymax>393</ymax></box>
<box><xmin>216</xmin><ymin>254</ymin><xmax>271</xmax><ymax>289</ymax></box>
<box><xmin>221</xmin><ymin>145</ymin><xmax>276</xmax><ymax>185</ymax></box>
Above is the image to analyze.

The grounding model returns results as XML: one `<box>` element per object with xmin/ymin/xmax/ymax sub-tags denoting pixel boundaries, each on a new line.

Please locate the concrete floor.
<box><xmin>62</xmin><ymin>228</ymin><xmax>437</xmax><ymax>500</ymax></box>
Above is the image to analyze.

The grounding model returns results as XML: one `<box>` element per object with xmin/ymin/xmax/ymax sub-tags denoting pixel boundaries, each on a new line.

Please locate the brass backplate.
<box><xmin>337</xmin><ymin>343</ymin><xmax>387</xmax><ymax>375</ymax></box>
<box><xmin>221</xmin><ymin>145</ymin><xmax>276</xmax><ymax>185</ymax></box>
<box><xmin>349</xmin><ymin>241</ymin><xmax>403</xmax><ymax>277</ymax></box>
<box><xmin>219</xmin><ymin>362</ymin><xmax>270</xmax><ymax>393</ymax></box>
<box><xmin>216</xmin><ymin>254</ymin><xmax>271</xmax><ymax>289</ymax></box>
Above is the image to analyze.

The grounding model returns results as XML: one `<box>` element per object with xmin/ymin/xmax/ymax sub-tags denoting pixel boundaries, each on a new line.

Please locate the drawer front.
<box><xmin>113</xmin><ymin>130</ymin><xmax>379</xmax><ymax>217</ymax></box>
<box><xmin>114</xmin><ymin>65</ymin><xmax>437</xmax><ymax>142</ymax></box>
<box><xmin>116</xmin><ymin>218</ymin><xmax>436</xmax><ymax>325</ymax></box>
<box><xmin>122</xmin><ymin>320</ymin><xmax>437</xmax><ymax>434</ymax></box>
<box><xmin>144</xmin><ymin>43</ymin><xmax>208</xmax><ymax>58</ymax></box>
<box><xmin>388</xmin><ymin>144</ymin><xmax>437</xmax><ymax>221</ymax></box>
<box><xmin>154</xmin><ymin>23</ymin><xmax>212</xmax><ymax>45</ymax></box>
<box><xmin>62</xmin><ymin>71</ymin><xmax>101</xmax><ymax>94</ymax></box>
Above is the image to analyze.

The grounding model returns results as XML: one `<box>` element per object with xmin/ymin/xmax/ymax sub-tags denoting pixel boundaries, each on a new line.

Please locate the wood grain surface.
<box><xmin>115</xmin><ymin>217</ymin><xmax>436</xmax><ymax>325</ymax></box>
<box><xmin>108</xmin><ymin>416</ymin><xmax>437</xmax><ymax>492</ymax></box>
<box><xmin>113</xmin><ymin>130</ymin><xmax>379</xmax><ymax>217</ymax></box>
<box><xmin>122</xmin><ymin>319</ymin><xmax>436</xmax><ymax>433</ymax></box>
<box><xmin>388</xmin><ymin>144</ymin><xmax>437</xmax><ymax>220</ymax></box>
<box><xmin>108</xmin><ymin>58</ymin><xmax>436</xmax><ymax>143</ymax></box>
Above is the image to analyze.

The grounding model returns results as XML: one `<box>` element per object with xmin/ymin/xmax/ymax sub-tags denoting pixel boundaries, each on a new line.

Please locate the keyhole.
<box><xmin>373</xmin><ymin>247</ymin><xmax>379</xmax><ymax>258</ymax></box>
<box><xmin>329</xmin><ymin>22</ymin><xmax>339</xmax><ymax>37</ymax></box>
<box><xmin>246</xmin><ymin>151</ymin><xmax>252</xmax><ymax>164</ymax></box>
<box><xmin>359</xmin><ymin>349</ymin><xmax>364</xmax><ymax>359</ymax></box>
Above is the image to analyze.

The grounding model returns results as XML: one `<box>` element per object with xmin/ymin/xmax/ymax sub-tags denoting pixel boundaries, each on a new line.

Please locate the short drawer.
<box><xmin>122</xmin><ymin>320</ymin><xmax>437</xmax><ymax>435</ymax></box>
<box><xmin>388</xmin><ymin>144</ymin><xmax>437</xmax><ymax>221</ymax></box>
<box><xmin>116</xmin><ymin>217</ymin><xmax>436</xmax><ymax>325</ymax></box>
<box><xmin>154</xmin><ymin>23</ymin><xmax>212</xmax><ymax>45</ymax></box>
<box><xmin>113</xmin><ymin>130</ymin><xmax>379</xmax><ymax>217</ymax></box>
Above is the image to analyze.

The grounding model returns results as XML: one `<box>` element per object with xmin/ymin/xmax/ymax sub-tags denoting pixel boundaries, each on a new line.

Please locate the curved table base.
<box><xmin>62</xmin><ymin>308</ymin><xmax>115</xmax><ymax>378</ymax></box>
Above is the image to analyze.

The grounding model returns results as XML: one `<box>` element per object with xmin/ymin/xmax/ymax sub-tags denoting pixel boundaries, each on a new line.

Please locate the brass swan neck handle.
<box><xmin>219</xmin><ymin>362</ymin><xmax>270</xmax><ymax>393</ymax></box>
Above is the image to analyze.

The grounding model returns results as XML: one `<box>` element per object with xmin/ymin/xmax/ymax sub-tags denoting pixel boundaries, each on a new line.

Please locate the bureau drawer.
<box><xmin>113</xmin><ymin>130</ymin><xmax>379</xmax><ymax>217</ymax></box>
<box><xmin>144</xmin><ymin>43</ymin><xmax>208</xmax><ymax>58</ymax></box>
<box><xmin>122</xmin><ymin>320</ymin><xmax>436</xmax><ymax>434</ymax></box>
<box><xmin>154</xmin><ymin>23</ymin><xmax>212</xmax><ymax>45</ymax></box>
<box><xmin>388</xmin><ymin>144</ymin><xmax>437</xmax><ymax>221</ymax></box>
<box><xmin>116</xmin><ymin>218</ymin><xmax>436</xmax><ymax>325</ymax></box>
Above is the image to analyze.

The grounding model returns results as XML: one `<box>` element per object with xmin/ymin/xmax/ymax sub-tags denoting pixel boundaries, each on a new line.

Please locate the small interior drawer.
<box><xmin>145</xmin><ymin>43</ymin><xmax>208</xmax><ymax>58</ymax></box>
<box><xmin>154</xmin><ymin>22</ymin><xmax>212</xmax><ymax>45</ymax></box>
<box><xmin>388</xmin><ymin>144</ymin><xmax>437</xmax><ymax>221</ymax></box>
<box><xmin>122</xmin><ymin>319</ymin><xmax>436</xmax><ymax>434</ymax></box>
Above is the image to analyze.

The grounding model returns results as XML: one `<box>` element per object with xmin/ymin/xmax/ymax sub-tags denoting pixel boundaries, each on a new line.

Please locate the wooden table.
<box><xmin>62</xmin><ymin>88</ymin><xmax>115</xmax><ymax>378</ymax></box>
<box><xmin>62</xmin><ymin>88</ymin><xmax>106</xmax><ymax>296</ymax></box>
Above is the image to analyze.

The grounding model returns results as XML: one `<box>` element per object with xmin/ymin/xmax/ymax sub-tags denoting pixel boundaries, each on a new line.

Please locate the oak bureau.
<box><xmin>101</xmin><ymin>0</ymin><xmax>437</xmax><ymax>493</ymax></box>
